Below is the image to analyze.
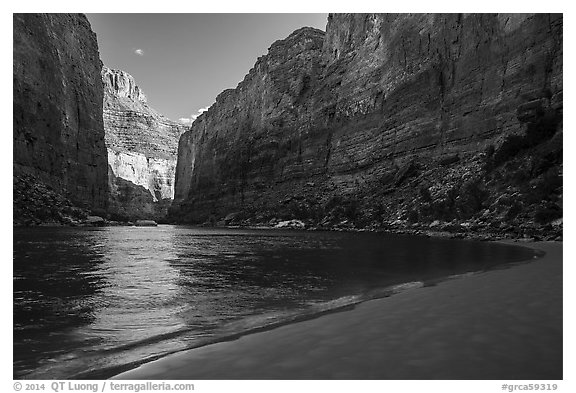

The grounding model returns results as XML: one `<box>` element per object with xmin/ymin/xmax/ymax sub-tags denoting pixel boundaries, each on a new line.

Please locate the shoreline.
<box><xmin>112</xmin><ymin>240</ymin><xmax>562</xmax><ymax>380</ymax></box>
<box><xmin>14</xmin><ymin>220</ymin><xmax>562</xmax><ymax>244</ymax></box>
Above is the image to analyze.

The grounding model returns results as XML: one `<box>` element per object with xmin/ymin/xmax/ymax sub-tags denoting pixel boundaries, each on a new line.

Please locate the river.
<box><xmin>13</xmin><ymin>226</ymin><xmax>537</xmax><ymax>379</ymax></box>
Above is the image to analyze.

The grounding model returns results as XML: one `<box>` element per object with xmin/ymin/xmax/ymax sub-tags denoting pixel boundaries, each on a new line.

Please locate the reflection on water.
<box><xmin>13</xmin><ymin>226</ymin><xmax>537</xmax><ymax>379</ymax></box>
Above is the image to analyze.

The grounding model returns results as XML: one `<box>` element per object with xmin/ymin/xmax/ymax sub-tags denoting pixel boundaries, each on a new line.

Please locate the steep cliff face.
<box><xmin>318</xmin><ymin>14</ymin><xmax>562</xmax><ymax>165</ymax></box>
<box><xmin>13</xmin><ymin>13</ymin><xmax>109</xmax><ymax>223</ymax></box>
<box><xmin>103</xmin><ymin>67</ymin><xmax>187</xmax><ymax>220</ymax></box>
<box><xmin>172</xmin><ymin>14</ymin><xmax>562</xmax><ymax>238</ymax></box>
<box><xmin>172</xmin><ymin>27</ymin><xmax>326</xmax><ymax>217</ymax></box>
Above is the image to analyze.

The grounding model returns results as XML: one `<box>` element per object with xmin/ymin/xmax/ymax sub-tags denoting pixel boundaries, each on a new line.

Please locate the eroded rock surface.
<box><xmin>171</xmin><ymin>14</ymin><xmax>562</xmax><ymax>239</ymax></box>
<box><xmin>102</xmin><ymin>67</ymin><xmax>187</xmax><ymax>220</ymax></box>
<box><xmin>13</xmin><ymin>13</ymin><xmax>109</xmax><ymax>224</ymax></box>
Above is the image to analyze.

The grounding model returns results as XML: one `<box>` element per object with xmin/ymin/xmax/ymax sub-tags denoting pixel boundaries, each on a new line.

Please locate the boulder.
<box><xmin>224</xmin><ymin>212</ymin><xmax>241</xmax><ymax>224</ymax></box>
<box><xmin>135</xmin><ymin>220</ymin><xmax>158</xmax><ymax>227</ymax></box>
<box><xmin>438</xmin><ymin>154</ymin><xmax>460</xmax><ymax>166</ymax></box>
<box><xmin>275</xmin><ymin>219</ymin><xmax>306</xmax><ymax>229</ymax></box>
<box><xmin>429</xmin><ymin>220</ymin><xmax>441</xmax><ymax>228</ymax></box>
<box><xmin>85</xmin><ymin>216</ymin><xmax>105</xmax><ymax>226</ymax></box>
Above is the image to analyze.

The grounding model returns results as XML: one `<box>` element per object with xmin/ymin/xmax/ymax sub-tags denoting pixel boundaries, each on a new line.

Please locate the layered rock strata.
<box><xmin>13</xmin><ymin>13</ymin><xmax>109</xmax><ymax>224</ymax></box>
<box><xmin>102</xmin><ymin>67</ymin><xmax>187</xmax><ymax>220</ymax></box>
<box><xmin>171</xmin><ymin>14</ymin><xmax>562</xmax><ymax>238</ymax></box>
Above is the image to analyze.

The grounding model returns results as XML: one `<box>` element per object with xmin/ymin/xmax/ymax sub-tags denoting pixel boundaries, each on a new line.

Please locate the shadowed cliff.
<box><xmin>170</xmin><ymin>13</ymin><xmax>562</xmax><ymax>240</ymax></box>
<box><xmin>13</xmin><ymin>13</ymin><xmax>109</xmax><ymax>225</ymax></box>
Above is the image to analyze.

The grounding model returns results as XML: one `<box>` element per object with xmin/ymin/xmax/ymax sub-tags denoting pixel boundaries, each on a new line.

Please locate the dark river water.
<box><xmin>13</xmin><ymin>226</ymin><xmax>538</xmax><ymax>379</ymax></box>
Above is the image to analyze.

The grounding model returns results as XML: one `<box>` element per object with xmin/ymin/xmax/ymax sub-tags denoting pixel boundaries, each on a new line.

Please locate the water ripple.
<box><xmin>13</xmin><ymin>226</ymin><xmax>537</xmax><ymax>379</ymax></box>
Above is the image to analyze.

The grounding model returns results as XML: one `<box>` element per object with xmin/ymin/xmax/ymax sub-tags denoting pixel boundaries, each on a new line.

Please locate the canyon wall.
<box><xmin>13</xmin><ymin>13</ymin><xmax>109</xmax><ymax>224</ymax></box>
<box><xmin>171</xmin><ymin>13</ymin><xmax>562</xmax><ymax>237</ymax></box>
<box><xmin>172</xmin><ymin>26</ymin><xmax>326</xmax><ymax>219</ymax></box>
<box><xmin>102</xmin><ymin>67</ymin><xmax>187</xmax><ymax>220</ymax></box>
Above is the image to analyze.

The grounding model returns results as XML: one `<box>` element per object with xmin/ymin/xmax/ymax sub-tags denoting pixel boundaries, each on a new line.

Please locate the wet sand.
<box><xmin>112</xmin><ymin>241</ymin><xmax>562</xmax><ymax>380</ymax></box>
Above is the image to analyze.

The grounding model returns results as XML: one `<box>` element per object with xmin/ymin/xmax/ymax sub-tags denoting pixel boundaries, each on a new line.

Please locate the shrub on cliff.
<box><xmin>525</xmin><ymin>168</ymin><xmax>562</xmax><ymax>205</ymax></box>
<box><xmin>534</xmin><ymin>203</ymin><xmax>562</xmax><ymax>224</ymax></box>
<box><xmin>281</xmin><ymin>198</ymin><xmax>319</xmax><ymax>220</ymax></box>
<box><xmin>489</xmin><ymin>134</ymin><xmax>527</xmax><ymax>169</ymax></box>
<box><xmin>419</xmin><ymin>186</ymin><xmax>432</xmax><ymax>202</ymax></box>
<box><xmin>523</xmin><ymin>108</ymin><xmax>560</xmax><ymax>147</ymax></box>
<box><xmin>407</xmin><ymin>208</ymin><xmax>419</xmax><ymax>223</ymax></box>
<box><xmin>455</xmin><ymin>179</ymin><xmax>489</xmax><ymax>219</ymax></box>
<box><xmin>505</xmin><ymin>201</ymin><xmax>523</xmax><ymax>221</ymax></box>
<box><xmin>108</xmin><ymin>211</ymin><xmax>130</xmax><ymax>222</ymax></box>
<box><xmin>487</xmin><ymin>107</ymin><xmax>561</xmax><ymax>171</ymax></box>
<box><xmin>322</xmin><ymin>194</ymin><xmax>362</xmax><ymax>223</ymax></box>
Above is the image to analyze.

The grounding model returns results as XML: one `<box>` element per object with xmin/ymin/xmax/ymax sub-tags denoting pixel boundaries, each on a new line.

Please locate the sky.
<box><xmin>86</xmin><ymin>14</ymin><xmax>329</xmax><ymax>124</ymax></box>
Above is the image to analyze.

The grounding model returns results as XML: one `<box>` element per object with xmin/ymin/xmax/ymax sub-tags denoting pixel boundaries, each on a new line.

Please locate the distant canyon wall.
<box><xmin>102</xmin><ymin>67</ymin><xmax>187</xmax><ymax>220</ymax></box>
<box><xmin>13</xmin><ymin>13</ymin><xmax>109</xmax><ymax>217</ymax></box>
<box><xmin>171</xmin><ymin>13</ymin><xmax>562</xmax><ymax>225</ymax></box>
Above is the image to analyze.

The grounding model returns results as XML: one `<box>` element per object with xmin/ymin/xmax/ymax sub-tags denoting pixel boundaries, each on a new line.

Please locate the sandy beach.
<box><xmin>112</xmin><ymin>241</ymin><xmax>562</xmax><ymax>380</ymax></box>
